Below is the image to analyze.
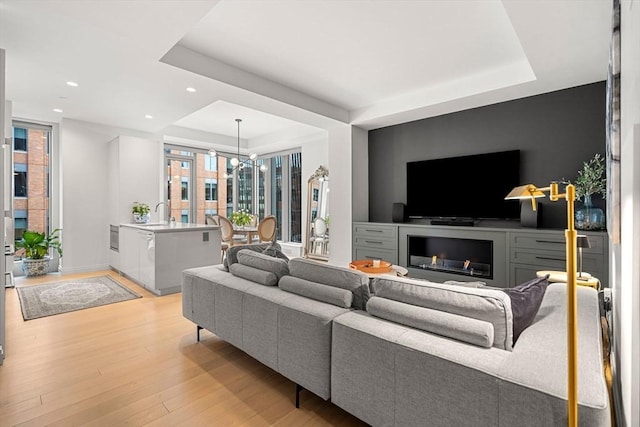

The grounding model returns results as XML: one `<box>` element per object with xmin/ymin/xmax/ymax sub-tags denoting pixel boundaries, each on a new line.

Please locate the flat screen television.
<box><xmin>406</xmin><ymin>150</ymin><xmax>521</xmax><ymax>221</ymax></box>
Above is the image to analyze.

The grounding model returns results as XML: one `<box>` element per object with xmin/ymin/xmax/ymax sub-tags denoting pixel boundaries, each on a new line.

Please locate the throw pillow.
<box><xmin>262</xmin><ymin>242</ymin><xmax>290</xmax><ymax>261</ymax></box>
<box><xmin>223</xmin><ymin>243</ymin><xmax>273</xmax><ymax>269</ymax></box>
<box><xmin>501</xmin><ymin>275</ymin><xmax>550</xmax><ymax>345</ymax></box>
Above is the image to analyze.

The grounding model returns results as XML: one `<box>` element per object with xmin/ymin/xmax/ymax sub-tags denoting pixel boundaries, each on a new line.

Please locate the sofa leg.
<box><xmin>295</xmin><ymin>384</ymin><xmax>304</xmax><ymax>408</ymax></box>
<box><xmin>196</xmin><ymin>325</ymin><xmax>203</xmax><ymax>342</ymax></box>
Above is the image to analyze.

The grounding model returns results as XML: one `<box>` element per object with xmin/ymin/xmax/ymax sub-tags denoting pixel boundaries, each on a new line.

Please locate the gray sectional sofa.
<box><xmin>181</xmin><ymin>245</ymin><xmax>610</xmax><ymax>426</ymax></box>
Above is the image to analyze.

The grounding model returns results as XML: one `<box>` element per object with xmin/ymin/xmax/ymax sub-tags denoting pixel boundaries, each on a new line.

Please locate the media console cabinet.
<box><xmin>352</xmin><ymin>222</ymin><xmax>609</xmax><ymax>288</ymax></box>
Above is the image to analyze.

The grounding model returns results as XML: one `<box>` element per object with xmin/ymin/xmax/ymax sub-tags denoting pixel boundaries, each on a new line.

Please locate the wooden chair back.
<box><xmin>218</xmin><ymin>216</ymin><xmax>235</xmax><ymax>243</ymax></box>
<box><xmin>257</xmin><ymin>215</ymin><xmax>277</xmax><ymax>242</ymax></box>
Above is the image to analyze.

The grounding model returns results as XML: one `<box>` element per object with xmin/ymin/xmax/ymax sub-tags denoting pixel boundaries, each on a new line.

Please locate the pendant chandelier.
<box><xmin>220</xmin><ymin>118</ymin><xmax>267</xmax><ymax>179</ymax></box>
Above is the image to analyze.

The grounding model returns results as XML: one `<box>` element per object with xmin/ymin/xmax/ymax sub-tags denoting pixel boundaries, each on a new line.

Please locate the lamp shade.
<box><xmin>504</xmin><ymin>184</ymin><xmax>546</xmax><ymax>200</ymax></box>
<box><xmin>576</xmin><ymin>235</ymin><xmax>591</xmax><ymax>249</ymax></box>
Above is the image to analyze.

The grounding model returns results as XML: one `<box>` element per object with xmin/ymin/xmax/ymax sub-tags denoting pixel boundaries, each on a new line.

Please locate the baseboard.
<box><xmin>58</xmin><ymin>264</ymin><xmax>112</xmax><ymax>275</ymax></box>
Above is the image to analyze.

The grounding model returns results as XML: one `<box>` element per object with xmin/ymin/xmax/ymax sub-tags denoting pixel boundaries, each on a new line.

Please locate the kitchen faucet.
<box><xmin>155</xmin><ymin>202</ymin><xmax>175</xmax><ymax>223</ymax></box>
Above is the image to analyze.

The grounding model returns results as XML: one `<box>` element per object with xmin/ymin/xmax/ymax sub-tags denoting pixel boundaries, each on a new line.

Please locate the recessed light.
<box><xmin>145</xmin><ymin>114</ymin><xmax>153</xmax><ymax>119</ymax></box>
<box><xmin>53</xmin><ymin>108</ymin><xmax>63</xmax><ymax>113</ymax></box>
<box><xmin>186</xmin><ymin>87</ymin><xmax>196</xmax><ymax>93</ymax></box>
<box><xmin>66</xmin><ymin>81</ymin><xmax>78</xmax><ymax>87</ymax></box>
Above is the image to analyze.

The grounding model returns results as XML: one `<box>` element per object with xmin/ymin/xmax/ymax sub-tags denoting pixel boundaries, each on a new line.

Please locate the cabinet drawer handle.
<box><xmin>535</xmin><ymin>240</ymin><xmax>563</xmax><ymax>245</ymax></box>
<box><xmin>535</xmin><ymin>256</ymin><xmax>564</xmax><ymax>262</ymax></box>
<box><xmin>364</xmin><ymin>229</ymin><xmax>384</xmax><ymax>233</ymax></box>
<box><xmin>364</xmin><ymin>240</ymin><xmax>383</xmax><ymax>244</ymax></box>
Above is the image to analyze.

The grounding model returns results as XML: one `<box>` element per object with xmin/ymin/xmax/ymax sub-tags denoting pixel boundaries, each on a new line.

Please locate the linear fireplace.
<box><xmin>408</xmin><ymin>235</ymin><xmax>493</xmax><ymax>279</ymax></box>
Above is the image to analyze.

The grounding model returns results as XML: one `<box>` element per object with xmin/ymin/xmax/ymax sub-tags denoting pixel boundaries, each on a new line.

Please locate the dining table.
<box><xmin>232</xmin><ymin>226</ymin><xmax>259</xmax><ymax>244</ymax></box>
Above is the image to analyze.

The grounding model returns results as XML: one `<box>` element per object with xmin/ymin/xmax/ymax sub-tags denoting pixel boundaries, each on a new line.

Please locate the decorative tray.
<box><xmin>349</xmin><ymin>259</ymin><xmax>392</xmax><ymax>274</ymax></box>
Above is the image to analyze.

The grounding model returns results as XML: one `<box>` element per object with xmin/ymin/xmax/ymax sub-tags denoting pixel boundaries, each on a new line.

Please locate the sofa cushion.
<box><xmin>237</xmin><ymin>249</ymin><xmax>289</xmax><ymax>280</ymax></box>
<box><xmin>444</xmin><ymin>280</ymin><xmax>487</xmax><ymax>288</ymax></box>
<box><xmin>371</xmin><ymin>276</ymin><xmax>513</xmax><ymax>350</ymax></box>
<box><xmin>279</xmin><ymin>276</ymin><xmax>353</xmax><ymax>308</ymax></box>
<box><xmin>229</xmin><ymin>263</ymin><xmax>278</xmax><ymax>286</ymax></box>
<box><xmin>500</xmin><ymin>275</ymin><xmax>550</xmax><ymax>345</ymax></box>
<box><xmin>287</xmin><ymin>258</ymin><xmax>370</xmax><ymax>310</ymax></box>
<box><xmin>366</xmin><ymin>296</ymin><xmax>494</xmax><ymax>348</ymax></box>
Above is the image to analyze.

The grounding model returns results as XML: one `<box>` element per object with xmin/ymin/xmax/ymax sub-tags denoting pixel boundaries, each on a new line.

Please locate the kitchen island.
<box><xmin>117</xmin><ymin>222</ymin><xmax>221</xmax><ymax>295</ymax></box>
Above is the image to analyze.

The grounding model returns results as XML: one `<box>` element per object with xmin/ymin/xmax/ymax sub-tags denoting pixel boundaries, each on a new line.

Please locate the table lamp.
<box><xmin>506</xmin><ymin>181</ymin><xmax>579</xmax><ymax>427</ymax></box>
<box><xmin>576</xmin><ymin>235</ymin><xmax>591</xmax><ymax>279</ymax></box>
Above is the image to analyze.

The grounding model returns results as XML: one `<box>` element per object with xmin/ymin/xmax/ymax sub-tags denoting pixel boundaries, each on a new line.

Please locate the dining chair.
<box><xmin>205</xmin><ymin>215</ymin><xmax>218</xmax><ymax>225</ymax></box>
<box><xmin>312</xmin><ymin>217</ymin><xmax>328</xmax><ymax>255</ymax></box>
<box><xmin>217</xmin><ymin>216</ymin><xmax>238</xmax><ymax>260</ymax></box>
<box><xmin>257</xmin><ymin>215</ymin><xmax>277</xmax><ymax>243</ymax></box>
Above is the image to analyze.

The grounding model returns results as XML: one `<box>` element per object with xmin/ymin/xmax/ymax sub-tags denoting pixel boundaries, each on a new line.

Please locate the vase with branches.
<box><xmin>573</xmin><ymin>154</ymin><xmax>606</xmax><ymax>230</ymax></box>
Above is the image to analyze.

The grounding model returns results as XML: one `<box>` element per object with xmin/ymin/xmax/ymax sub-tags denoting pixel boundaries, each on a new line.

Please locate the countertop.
<box><xmin>120</xmin><ymin>222</ymin><xmax>220</xmax><ymax>233</ymax></box>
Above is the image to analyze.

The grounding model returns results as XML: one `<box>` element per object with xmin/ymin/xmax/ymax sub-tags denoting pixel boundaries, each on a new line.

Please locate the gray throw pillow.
<box><xmin>237</xmin><ymin>249</ymin><xmax>289</xmax><ymax>281</ymax></box>
<box><xmin>501</xmin><ymin>275</ymin><xmax>550</xmax><ymax>345</ymax></box>
<box><xmin>223</xmin><ymin>243</ymin><xmax>274</xmax><ymax>269</ymax></box>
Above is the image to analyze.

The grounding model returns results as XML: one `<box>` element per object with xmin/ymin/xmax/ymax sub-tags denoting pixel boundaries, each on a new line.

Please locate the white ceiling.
<box><xmin>0</xmin><ymin>0</ymin><xmax>612</xmax><ymax>152</ymax></box>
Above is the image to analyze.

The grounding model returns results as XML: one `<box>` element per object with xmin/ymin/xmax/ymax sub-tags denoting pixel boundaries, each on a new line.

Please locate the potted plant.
<box><xmin>229</xmin><ymin>209</ymin><xmax>252</xmax><ymax>228</ymax></box>
<box><xmin>15</xmin><ymin>229</ymin><xmax>63</xmax><ymax>277</ymax></box>
<box><xmin>573</xmin><ymin>153</ymin><xmax>606</xmax><ymax>230</ymax></box>
<box><xmin>132</xmin><ymin>202</ymin><xmax>150</xmax><ymax>224</ymax></box>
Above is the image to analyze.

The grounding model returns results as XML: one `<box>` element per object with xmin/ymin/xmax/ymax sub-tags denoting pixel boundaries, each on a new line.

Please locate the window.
<box><xmin>181</xmin><ymin>179</ymin><xmax>189</xmax><ymax>201</ymax></box>
<box><xmin>14</xmin><ymin>210</ymin><xmax>27</xmax><ymax>239</ymax></box>
<box><xmin>13</xmin><ymin>127</ymin><xmax>27</xmax><ymax>151</ymax></box>
<box><xmin>14</xmin><ymin>163</ymin><xmax>27</xmax><ymax>197</ymax></box>
<box><xmin>163</xmin><ymin>144</ymin><xmax>300</xmax><ymax>238</ymax></box>
<box><xmin>290</xmin><ymin>152</ymin><xmax>302</xmax><ymax>243</ymax></box>
<box><xmin>205</xmin><ymin>178</ymin><xmax>218</xmax><ymax>201</ymax></box>
<box><xmin>11</xmin><ymin>122</ymin><xmax>53</xmax><ymax>265</ymax></box>
<box><xmin>205</xmin><ymin>154</ymin><xmax>217</xmax><ymax>171</ymax></box>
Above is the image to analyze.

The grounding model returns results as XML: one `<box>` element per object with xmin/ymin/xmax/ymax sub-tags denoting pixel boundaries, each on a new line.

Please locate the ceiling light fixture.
<box><xmin>53</xmin><ymin>108</ymin><xmax>63</xmax><ymax>113</ymax></box>
<box><xmin>66</xmin><ymin>81</ymin><xmax>78</xmax><ymax>87</ymax></box>
<box><xmin>222</xmin><ymin>119</ymin><xmax>267</xmax><ymax>179</ymax></box>
<box><xmin>145</xmin><ymin>114</ymin><xmax>153</xmax><ymax>119</ymax></box>
<box><xmin>186</xmin><ymin>87</ymin><xmax>196</xmax><ymax>93</ymax></box>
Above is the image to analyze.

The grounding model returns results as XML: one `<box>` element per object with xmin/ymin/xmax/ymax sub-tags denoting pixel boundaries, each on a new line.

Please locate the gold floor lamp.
<box><xmin>505</xmin><ymin>182</ymin><xmax>579</xmax><ymax>427</ymax></box>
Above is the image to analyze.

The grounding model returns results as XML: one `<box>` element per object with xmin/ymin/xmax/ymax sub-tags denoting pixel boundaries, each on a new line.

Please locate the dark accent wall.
<box><xmin>368</xmin><ymin>82</ymin><xmax>607</xmax><ymax>229</ymax></box>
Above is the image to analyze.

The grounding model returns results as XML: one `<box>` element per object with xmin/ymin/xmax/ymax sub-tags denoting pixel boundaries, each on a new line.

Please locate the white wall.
<box><xmin>613</xmin><ymin>2</ymin><xmax>640</xmax><ymax>425</ymax></box>
<box><xmin>327</xmin><ymin>124</ymin><xmax>354</xmax><ymax>266</ymax></box>
<box><xmin>351</xmin><ymin>126</ymin><xmax>368</xmax><ymax>223</ymax></box>
<box><xmin>60</xmin><ymin>119</ymin><xmax>113</xmax><ymax>273</ymax></box>
<box><xmin>61</xmin><ymin>120</ymin><xmax>164</xmax><ymax>274</ymax></box>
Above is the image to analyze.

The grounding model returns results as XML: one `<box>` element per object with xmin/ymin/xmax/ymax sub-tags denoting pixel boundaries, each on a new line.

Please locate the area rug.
<box><xmin>16</xmin><ymin>275</ymin><xmax>141</xmax><ymax>320</ymax></box>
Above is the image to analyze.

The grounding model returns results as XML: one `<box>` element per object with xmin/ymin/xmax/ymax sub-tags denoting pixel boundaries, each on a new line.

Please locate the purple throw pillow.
<box><xmin>502</xmin><ymin>275</ymin><xmax>550</xmax><ymax>345</ymax></box>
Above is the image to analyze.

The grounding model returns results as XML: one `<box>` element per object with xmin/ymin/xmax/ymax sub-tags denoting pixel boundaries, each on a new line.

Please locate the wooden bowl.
<box><xmin>349</xmin><ymin>259</ymin><xmax>392</xmax><ymax>274</ymax></box>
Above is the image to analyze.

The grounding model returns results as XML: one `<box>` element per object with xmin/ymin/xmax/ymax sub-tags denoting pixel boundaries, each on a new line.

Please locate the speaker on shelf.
<box><xmin>392</xmin><ymin>202</ymin><xmax>406</xmax><ymax>223</ymax></box>
<box><xmin>521</xmin><ymin>201</ymin><xmax>542</xmax><ymax>228</ymax></box>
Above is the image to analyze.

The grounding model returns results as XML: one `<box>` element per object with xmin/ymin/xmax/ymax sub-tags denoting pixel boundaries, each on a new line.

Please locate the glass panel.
<box><xmin>181</xmin><ymin>179</ymin><xmax>189</xmax><ymax>200</ymax></box>
<box><xmin>257</xmin><ymin>159</ymin><xmax>266</xmax><ymax>219</ymax></box>
<box><xmin>226</xmin><ymin>158</ymin><xmax>233</xmax><ymax>217</ymax></box>
<box><xmin>167</xmin><ymin>158</ymin><xmax>191</xmax><ymax>223</ymax></box>
<box><xmin>14</xmin><ymin>168</ymin><xmax>27</xmax><ymax>197</ymax></box>
<box><xmin>12</xmin><ymin>124</ymin><xmax>52</xmax><ymax>261</ymax></box>
<box><xmin>13</xmin><ymin>127</ymin><xmax>27</xmax><ymax>151</ymax></box>
<box><xmin>204</xmin><ymin>178</ymin><xmax>218</xmax><ymax>201</ymax></box>
<box><xmin>290</xmin><ymin>152</ymin><xmax>302</xmax><ymax>242</ymax></box>
<box><xmin>271</xmin><ymin>156</ymin><xmax>283</xmax><ymax>240</ymax></box>
<box><xmin>237</xmin><ymin>161</ymin><xmax>253</xmax><ymax>213</ymax></box>
<box><xmin>205</xmin><ymin>154</ymin><xmax>217</xmax><ymax>171</ymax></box>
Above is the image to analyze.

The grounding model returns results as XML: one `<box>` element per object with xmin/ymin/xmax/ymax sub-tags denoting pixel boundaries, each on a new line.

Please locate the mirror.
<box><xmin>305</xmin><ymin>166</ymin><xmax>329</xmax><ymax>261</ymax></box>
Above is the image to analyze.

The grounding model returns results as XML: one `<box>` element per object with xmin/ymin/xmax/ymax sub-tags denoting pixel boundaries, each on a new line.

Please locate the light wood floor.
<box><xmin>0</xmin><ymin>270</ymin><xmax>367</xmax><ymax>426</ymax></box>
